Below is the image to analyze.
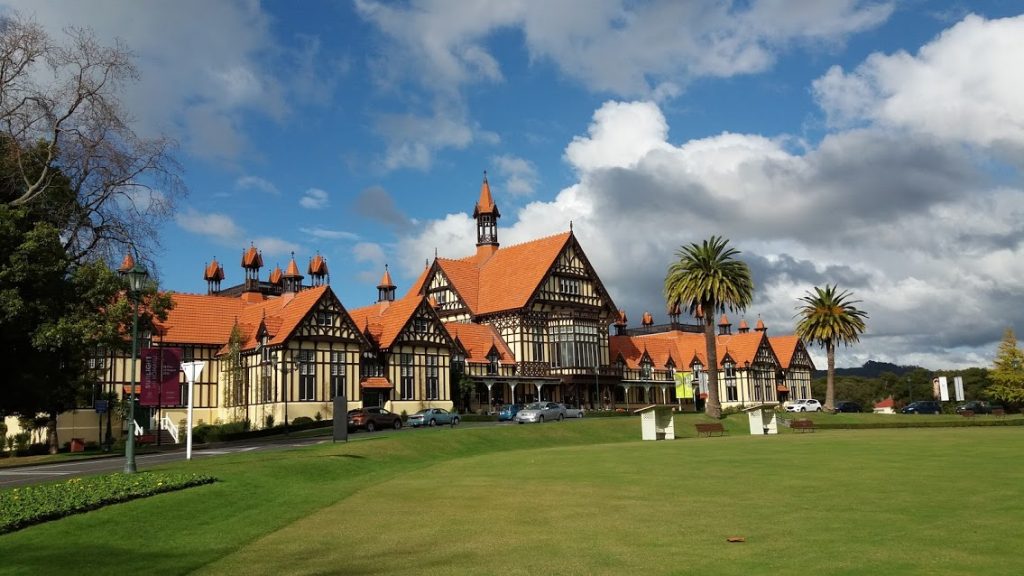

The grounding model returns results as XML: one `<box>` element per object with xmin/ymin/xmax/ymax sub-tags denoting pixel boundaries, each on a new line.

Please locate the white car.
<box><xmin>514</xmin><ymin>402</ymin><xmax>566</xmax><ymax>423</ymax></box>
<box><xmin>786</xmin><ymin>399</ymin><xmax>823</xmax><ymax>412</ymax></box>
<box><xmin>559</xmin><ymin>404</ymin><xmax>585</xmax><ymax>418</ymax></box>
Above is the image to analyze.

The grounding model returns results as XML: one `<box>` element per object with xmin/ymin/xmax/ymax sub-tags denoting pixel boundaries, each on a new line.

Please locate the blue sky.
<box><xmin>6</xmin><ymin>1</ymin><xmax>1024</xmax><ymax>369</ymax></box>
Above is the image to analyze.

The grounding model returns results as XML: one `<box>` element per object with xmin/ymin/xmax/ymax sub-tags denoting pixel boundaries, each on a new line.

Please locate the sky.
<box><xmin>4</xmin><ymin>0</ymin><xmax>1023</xmax><ymax>370</ymax></box>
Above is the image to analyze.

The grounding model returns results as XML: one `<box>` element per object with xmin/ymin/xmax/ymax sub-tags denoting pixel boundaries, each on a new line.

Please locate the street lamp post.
<box><xmin>594</xmin><ymin>364</ymin><xmax>600</xmax><ymax>411</ymax></box>
<box><xmin>122</xmin><ymin>262</ymin><xmax>148</xmax><ymax>474</ymax></box>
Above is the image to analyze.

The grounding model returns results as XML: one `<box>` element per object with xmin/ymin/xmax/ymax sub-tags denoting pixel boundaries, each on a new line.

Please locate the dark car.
<box><xmin>833</xmin><ymin>401</ymin><xmax>862</xmax><ymax>413</ymax></box>
<box><xmin>900</xmin><ymin>401</ymin><xmax>942</xmax><ymax>414</ymax></box>
<box><xmin>955</xmin><ymin>400</ymin><xmax>996</xmax><ymax>415</ymax></box>
<box><xmin>347</xmin><ymin>407</ymin><xmax>403</xmax><ymax>432</ymax></box>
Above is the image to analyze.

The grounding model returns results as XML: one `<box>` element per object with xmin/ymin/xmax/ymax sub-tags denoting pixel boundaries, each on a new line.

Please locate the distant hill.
<box><xmin>813</xmin><ymin>360</ymin><xmax>922</xmax><ymax>379</ymax></box>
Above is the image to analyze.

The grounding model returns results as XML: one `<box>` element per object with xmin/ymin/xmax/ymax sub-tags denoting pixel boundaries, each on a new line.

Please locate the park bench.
<box><xmin>959</xmin><ymin>410</ymin><xmax>975</xmax><ymax>419</ymax></box>
<box><xmin>695</xmin><ymin>422</ymin><xmax>726</xmax><ymax>437</ymax></box>
<box><xmin>992</xmin><ymin>408</ymin><xmax>1006</xmax><ymax>417</ymax></box>
<box><xmin>790</xmin><ymin>419</ymin><xmax>815</xmax><ymax>433</ymax></box>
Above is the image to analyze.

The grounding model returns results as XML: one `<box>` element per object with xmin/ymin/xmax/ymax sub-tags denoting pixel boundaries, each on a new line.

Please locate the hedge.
<box><xmin>813</xmin><ymin>419</ymin><xmax>1024</xmax><ymax>430</ymax></box>
<box><xmin>0</xmin><ymin>472</ymin><xmax>216</xmax><ymax>534</ymax></box>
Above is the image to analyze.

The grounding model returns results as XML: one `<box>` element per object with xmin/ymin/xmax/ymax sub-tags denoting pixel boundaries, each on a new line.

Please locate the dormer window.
<box><xmin>314</xmin><ymin>311</ymin><xmax>334</xmax><ymax>327</ymax></box>
<box><xmin>413</xmin><ymin>317</ymin><xmax>428</xmax><ymax>333</ymax></box>
<box><xmin>640</xmin><ymin>359</ymin><xmax>652</xmax><ymax>380</ymax></box>
<box><xmin>724</xmin><ymin>360</ymin><xmax>736</xmax><ymax>379</ymax></box>
<box><xmin>487</xmin><ymin>351</ymin><xmax>499</xmax><ymax>375</ymax></box>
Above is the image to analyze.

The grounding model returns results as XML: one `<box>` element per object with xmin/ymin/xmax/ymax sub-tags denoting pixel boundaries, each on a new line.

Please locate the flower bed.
<box><xmin>0</xmin><ymin>472</ymin><xmax>216</xmax><ymax>534</ymax></box>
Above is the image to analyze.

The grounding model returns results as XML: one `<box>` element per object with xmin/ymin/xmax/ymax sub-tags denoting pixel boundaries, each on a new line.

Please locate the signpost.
<box><xmin>182</xmin><ymin>361</ymin><xmax>205</xmax><ymax>460</ymax></box>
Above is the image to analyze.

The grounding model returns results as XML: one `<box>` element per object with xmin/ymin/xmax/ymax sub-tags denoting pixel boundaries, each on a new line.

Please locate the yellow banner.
<box><xmin>675</xmin><ymin>372</ymin><xmax>694</xmax><ymax>399</ymax></box>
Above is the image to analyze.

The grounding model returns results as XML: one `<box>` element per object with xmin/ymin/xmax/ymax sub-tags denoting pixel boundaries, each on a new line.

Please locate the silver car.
<box><xmin>514</xmin><ymin>402</ymin><xmax>566</xmax><ymax>423</ymax></box>
<box><xmin>407</xmin><ymin>408</ymin><xmax>460</xmax><ymax>427</ymax></box>
<box><xmin>559</xmin><ymin>404</ymin><xmax>585</xmax><ymax>418</ymax></box>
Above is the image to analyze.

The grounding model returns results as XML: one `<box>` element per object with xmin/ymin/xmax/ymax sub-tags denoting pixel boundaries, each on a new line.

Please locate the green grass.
<box><xmin>2</xmin><ymin>416</ymin><xmax>1022</xmax><ymax>576</ymax></box>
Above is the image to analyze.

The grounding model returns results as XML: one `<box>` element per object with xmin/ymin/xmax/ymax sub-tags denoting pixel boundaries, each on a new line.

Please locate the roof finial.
<box><xmin>570</xmin><ymin>220</ymin><xmax>573</xmax><ymax>231</ymax></box>
<box><xmin>483</xmin><ymin>169</ymin><xmax>488</xmax><ymax>183</ymax></box>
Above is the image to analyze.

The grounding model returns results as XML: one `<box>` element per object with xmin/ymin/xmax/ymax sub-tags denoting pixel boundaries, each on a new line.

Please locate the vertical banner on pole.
<box><xmin>932</xmin><ymin>378</ymin><xmax>940</xmax><ymax>400</ymax></box>
<box><xmin>938</xmin><ymin>376</ymin><xmax>950</xmax><ymax>402</ymax></box>
<box><xmin>954</xmin><ymin>376</ymin><xmax>965</xmax><ymax>402</ymax></box>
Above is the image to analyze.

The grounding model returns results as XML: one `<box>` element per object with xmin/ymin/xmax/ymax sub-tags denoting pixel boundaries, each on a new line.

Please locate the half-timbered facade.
<box><xmin>408</xmin><ymin>175</ymin><xmax>619</xmax><ymax>411</ymax></box>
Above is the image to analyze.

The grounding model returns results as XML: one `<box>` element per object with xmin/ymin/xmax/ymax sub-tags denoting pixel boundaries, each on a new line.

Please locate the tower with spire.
<box><xmin>377</xmin><ymin>265</ymin><xmax>396</xmax><ymax>303</ymax></box>
<box><xmin>474</xmin><ymin>171</ymin><xmax>500</xmax><ymax>261</ymax></box>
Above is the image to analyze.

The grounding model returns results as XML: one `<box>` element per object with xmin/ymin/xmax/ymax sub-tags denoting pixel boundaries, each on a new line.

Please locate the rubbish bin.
<box><xmin>70</xmin><ymin>438</ymin><xmax>86</xmax><ymax>452</ymax></box>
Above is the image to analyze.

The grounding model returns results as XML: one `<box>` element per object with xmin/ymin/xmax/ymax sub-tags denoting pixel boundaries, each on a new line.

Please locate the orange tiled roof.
<box><xmin>474</xmin><ymin>231</ymin><xmax>571</xmax><ymax>314</ymax></box>
<box><xmin>348</xmin><ymin>294</ymin><xmax>425</xmax><ymax>349</ymax></box>
<box><xmin>155</xmin><ymin>293</ymin><xmax>248</xmax><ymax>345</ymax></box>
<box><xmin>444</xmin><ymin>322</ymin><xmax>515</xmax><ymax>364</ymax></box>
<box><xmin>378</xmin><ymin>266</ymin><xmax>394</xmax><ymax>288</ymax></box>
<box><xmin>756</xmin><ymin>318</ymin><xmax>766</xmax><ymax>331</ymax></box>
<box><xmin>612</xmin><ymin>329</ymin><xmax>771</xmax><ymax>370</ymax></box>
<box><xmin>284</xmin><ymin>257</ymin><xmax>302</xmax><ymax>278</ymax></box>
<box><xmin>719</xmin><ymin>314</ymin><xmax>730</xmax><ymax>326</ymax></box>
<box><xmin>738</xmin><ymin>319</ymin><xmax>750</xmax><ymax>331</ymax></box>
<box><xmin>361</xmin><ymin>377</ymin><xmax>393</xmax><ymax>389</ymax></box>
<box><xmin>769</xmin><ymin>335</ymin><xmax>801</xmax><ymax>369</ymax></box>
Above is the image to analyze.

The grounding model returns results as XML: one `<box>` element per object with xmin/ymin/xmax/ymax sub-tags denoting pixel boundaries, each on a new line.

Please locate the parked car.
<box><xmin>833</xmin><ymin>401</ymin><xmax>863</xmax><ymax>413</ymax></box>
<box><xmin>514</xmin><ymin>402</ymin><xmax>566</xmax><ymax>423</ymax></box>
<box><xmin>407</xmin><ymin>408</ymin><xmax>460</xmax><ymax>427</ymax></box>
<box><xmin>955</xmin><ymin>400</ymin><xmax>997</xmax><ymax>414</ymax></box>
<box><xmin>559</xmin><ymin>404</ymin><xmax>585</xmax><ymax>418</ymax></box>
<box><xmin>900</xmin><ymin>401</ymin><xmax>942</xmax><ymax>414</ymax></box>
<box><xmin>347</xmin><ymin>407</ymin><xmax>403</xmax><ymax>432</ymax></box>
<box><xmin>785</xmin><ymin>399</ymin><xmax>823</xmax><ymax>412</ymax></box>
<box><xmin>497</xmin><ymin>404</ymin><xmax>523</xmax><ymax>421</ymax></box>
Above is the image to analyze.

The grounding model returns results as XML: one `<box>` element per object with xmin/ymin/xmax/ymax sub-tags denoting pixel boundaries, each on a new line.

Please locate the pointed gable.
<box><xmin>769</xmin><ymin>335</ymin><xmax>815</xmax><ymax>370</ymax></box>
<box><xmin>348</xmin><ymin>294</ymin><xmax>449</xmax><ymax>350</ymax></box>
<box><xmin>475</xmin><ymin>232</ymin><xmax>570</xmax><ymax>314</ymax></box>
<box><xmin>444</xmin><ymin>322</ymin><xmax>515</xmax><ymax>364</ymax></box>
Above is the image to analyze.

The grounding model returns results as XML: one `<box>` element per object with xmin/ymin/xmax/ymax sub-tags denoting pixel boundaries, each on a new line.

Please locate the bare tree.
<box><xmin>0</xmin><ymin>13</ymin><xmax>184</xmax><ymax>263</ymax></box>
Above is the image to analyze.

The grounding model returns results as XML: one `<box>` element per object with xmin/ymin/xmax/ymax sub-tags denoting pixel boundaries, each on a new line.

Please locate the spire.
<box><xmin>282</xmin><ymin>252</ymin><xmax>304</xmax><ymax>293</ymax></box>
<box><xmin>241</xmin><ymin>242</ymin><xmax>263</xmax><ymax>292</ymax></box>
<box><xmin>738</xmin><ymin>318</ymin><xmax>750</xmax><ymax>333</ymax></box>
<box><xmin>308</xmin><ymin>252</ymin><xmax>329</xmax><ymax>286</ymax></box>
<box><xmin>377</xmin><ymin>264</ymin><xmax>396</xmax><ymax>303</ymax></box>
<box><xmin>268</xmin><ymin>264</ymin><xmax>283</xmax><ymax>286</ymax></box>
<box><xmin>755</xmin><ymin>316</ymin><xmax>767</xmax><ymax>333</ymax></box>
<box><xmin>118</xmin><ymin>253</ymin><xmax>135</xmax><ymax>274</ymax></box>
<box><xmin>204</xmin><ymin>257</ymin><xmax>225</xmax><ymax>294</ymax></box>
<box><xmin>642</xmin><ymin>311</ymin><xmax>653</xmax><ymax>326</ymax></box>
<box><xmin>614</xmin><ymin>309</ymin><xmax>628</xmax><ymax>336</ymax></box>
<box><xmin>474</xmin><ymin>171</ymin><xmax>500</xmax><ymax>258</ymax></box>
<box><xmin>718</xmin><ymin>313</ymin><xmax>732</xmax><ymax>335</ymax></box>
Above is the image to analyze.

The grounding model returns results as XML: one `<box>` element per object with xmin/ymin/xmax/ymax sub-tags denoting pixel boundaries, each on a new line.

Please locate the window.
<box><xmin>558</xmin><ymin>277</ymin><xmax>581</xmax><ymax>295</ymax></box>
<box><xmin>640</xmin><ymin>360</ymin><xmax>652</xmax><ymax>380</ymax></box>
<box><xmin>549</xmin><ymin>321</ymin><xmax>598</xmax><ymax>369</ymax></box>
<box><xmin>400</xmin><ymin>354</ymin><xmax>414</xmax><ymax>400</ymax></box>
<box><xmin>413</xmin><ymin>317</ymin><xmax>428</xmax><ymax>333</ymax></box>
<box><xmin>330</xmin><ymin>351</ymin><xmax>346</xmax><ymax>399</ymax></box>
<box><xmin>261</xmin><ymin>338</ymin><xmax>271</xmax><ymax>364</ymax></box>
<box><xmin>314</xmin><ymin>311</ymin><xmax>335</xmax><ymax>327</ymax></box>
<box><xmin>532</xmin><ymin>326</ymin><xmax>545</xmax><ymax>363</ymax></box>
<box><xmin>723</xmin><ymin>361</ymin><xmax>738</xmax><ymax>402</ymax></box>
<box><xmin>667</xmin><ymin>366</ymin><xmax>675</xmax><ymax>381</ymax></box>
<box><xmin>426</xmin><ymin>355</ymin><xmax>439</xmax><ymax>400</ymax></box>
<box><xmin>487</xmin><ymin>351</ymin><xmax>499</xmax><ymax>375</ymax></box>
<box><xmin>298</xmin><ymin>350</ymin><xmax>315</xmax><ymax>401</ymax></box>
<box><xmin>361</xmin><ymin>352</ymin><xmax>382</xmax><ymax>378</ymax></box>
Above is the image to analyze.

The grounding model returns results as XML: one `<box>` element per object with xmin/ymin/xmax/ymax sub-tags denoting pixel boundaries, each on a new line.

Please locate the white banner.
<box><xmin>939</xmin><ymin>376</ymin><xmax>949</xmax><ymax>402</ymax></box>
<box><xmin>954</xmin><ymin>376</ymin><xmax>965</xmax><ymax>402</ymax></box>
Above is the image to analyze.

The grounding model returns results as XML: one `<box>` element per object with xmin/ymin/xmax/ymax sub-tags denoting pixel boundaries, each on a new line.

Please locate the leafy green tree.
<box><xmin>221</xmin><ymin>324</ymin><xmax>247</xmax><ymax>423</ymax></box>
<box><xmin>988</xmin><ymin>328</ymin><xmax>1024</xmax><ymax>404</ymax></box>
<box><xmin>796</xmin><ymin>285</ymin><xmax>868</xmax><ymax>411</ymax></box>
<box><xmin>664</xmin><ymin>236</ymin><xmax>753</xmax><ymax>418</ymax></box>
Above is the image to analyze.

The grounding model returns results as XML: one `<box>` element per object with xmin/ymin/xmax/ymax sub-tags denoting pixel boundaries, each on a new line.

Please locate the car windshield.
<box><xmin>525</xmin><ymin>403</ymin><xmax>544</xmax><ymax>409</ymax></box>
<box><xmin>413</xmin><ymin>410</ymin><xmax>429</xmax><ymax>415</ymax></box>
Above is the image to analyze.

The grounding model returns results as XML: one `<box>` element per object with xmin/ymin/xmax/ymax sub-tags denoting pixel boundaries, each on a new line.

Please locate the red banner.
<box><xmin>140</xmin><ymin>348</ymin><xmax>183</xmax><ymax>406</ymax></box>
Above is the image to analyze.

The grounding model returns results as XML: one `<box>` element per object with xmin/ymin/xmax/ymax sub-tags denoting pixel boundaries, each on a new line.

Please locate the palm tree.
<box><xmin>664</xmin><ymin>236</ymin><xmax>753</xmax><ymax>419</ymax></box>
<box><xmin>795</xmin><ymin>285</ymin><xmax>868</xmax><ymax>411</ymax></box>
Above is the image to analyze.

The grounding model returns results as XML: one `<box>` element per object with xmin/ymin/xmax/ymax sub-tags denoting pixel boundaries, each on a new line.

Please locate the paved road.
<box><xmin>0</xmin><ymin>435</ymin><xmax>332</xmax><ymax>489</ymax></box>
<box><xmin>0</xmin><ymin>420</ymin><xmax>511</xmax><ymax>488</ymax></box>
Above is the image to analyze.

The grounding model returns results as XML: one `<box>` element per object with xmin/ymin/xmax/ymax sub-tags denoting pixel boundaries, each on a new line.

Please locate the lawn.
<box><xmin>2</xmin><ymin>416</ymin><xmax>1022</xmax><ymax>576</ymax></box>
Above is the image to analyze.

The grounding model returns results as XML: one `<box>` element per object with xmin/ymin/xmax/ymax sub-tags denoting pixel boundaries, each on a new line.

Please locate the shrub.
<box><xmin>264</xmin><ymin>414</ymin><xmax>275</xmax><ymax>429</ymax></box>
<box><xmin>401</xmin><ymin>410</ymin><xmax>408</xmax><ymax>421</ymax></box>
<box><xmin>0</xmin><ymin>472</ymin><xmax>216</xmax><ymax>534</ymax></box>
<box><xmin>315</xmin><ymin>411</ymin><xmax>322</xmax><ymax>422</ymax></box>
<box><xmin>291</xmin><ymin>416</ymin><xmax>314</xmax><ymax>426</ymax></box>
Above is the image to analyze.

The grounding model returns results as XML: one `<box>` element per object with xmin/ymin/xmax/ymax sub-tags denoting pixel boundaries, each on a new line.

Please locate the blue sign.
<box><xmin>94</xmin><ymin>400</ymin><xmax>108</xmax><ymax>414</ymax></box>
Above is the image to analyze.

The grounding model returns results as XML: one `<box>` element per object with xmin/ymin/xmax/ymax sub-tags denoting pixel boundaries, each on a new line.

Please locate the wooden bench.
<box><xmin>790</xmin><ymin>419</ymin><xmax>815</xmax><ymax>433</ymax></box>
<box><xmin>695</xmin><ymin>422</ymin><xmax>727</xmax><ymax>437</ymax></box>
<box><xmin>959</xmin><ymin>410</ymin><xmax>975</xmax><ymax>418</ymax></box>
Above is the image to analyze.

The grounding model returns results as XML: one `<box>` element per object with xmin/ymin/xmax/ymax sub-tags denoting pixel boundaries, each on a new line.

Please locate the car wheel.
<box><xmin>453</xmin><ymin>417</ymin><xmax>460</xmax><ymax>426</ymax></box>
<box><xmin>429</xmin><ymin>418</ymin><xmax>437</xmax><ymax>427</ymax></box>
<box><xmin>800</xmin><ymin>407</ymin><xmax>806</xmax><ymax>412</ymax></box>
<box><xmin>558</xmin><ymin>414</ymin><xmax>564</xmax><ymax>422</ymax></box>
<box><xmin>393</xmin><ymin>419</ymin><xmax>402</xmax><ymax>430</ymax></box>
<box><xmin>539</xmin><ymin>415</ymin><xmax>545</xmax><ymax>423</ymax></box>
<box><xmin>578</xmin><ymin>412</ymin><xmax>584</xmax><ymax>418</ymax></box>
<box><xmin>816</xmin><ymin>407</ymin><xmax>822</xmax><ymax>412</ymax></box>
<box><xmin>366</xmin><ymin>421</ymin><xmax>376</xmax><ymax>432</ymax></box>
